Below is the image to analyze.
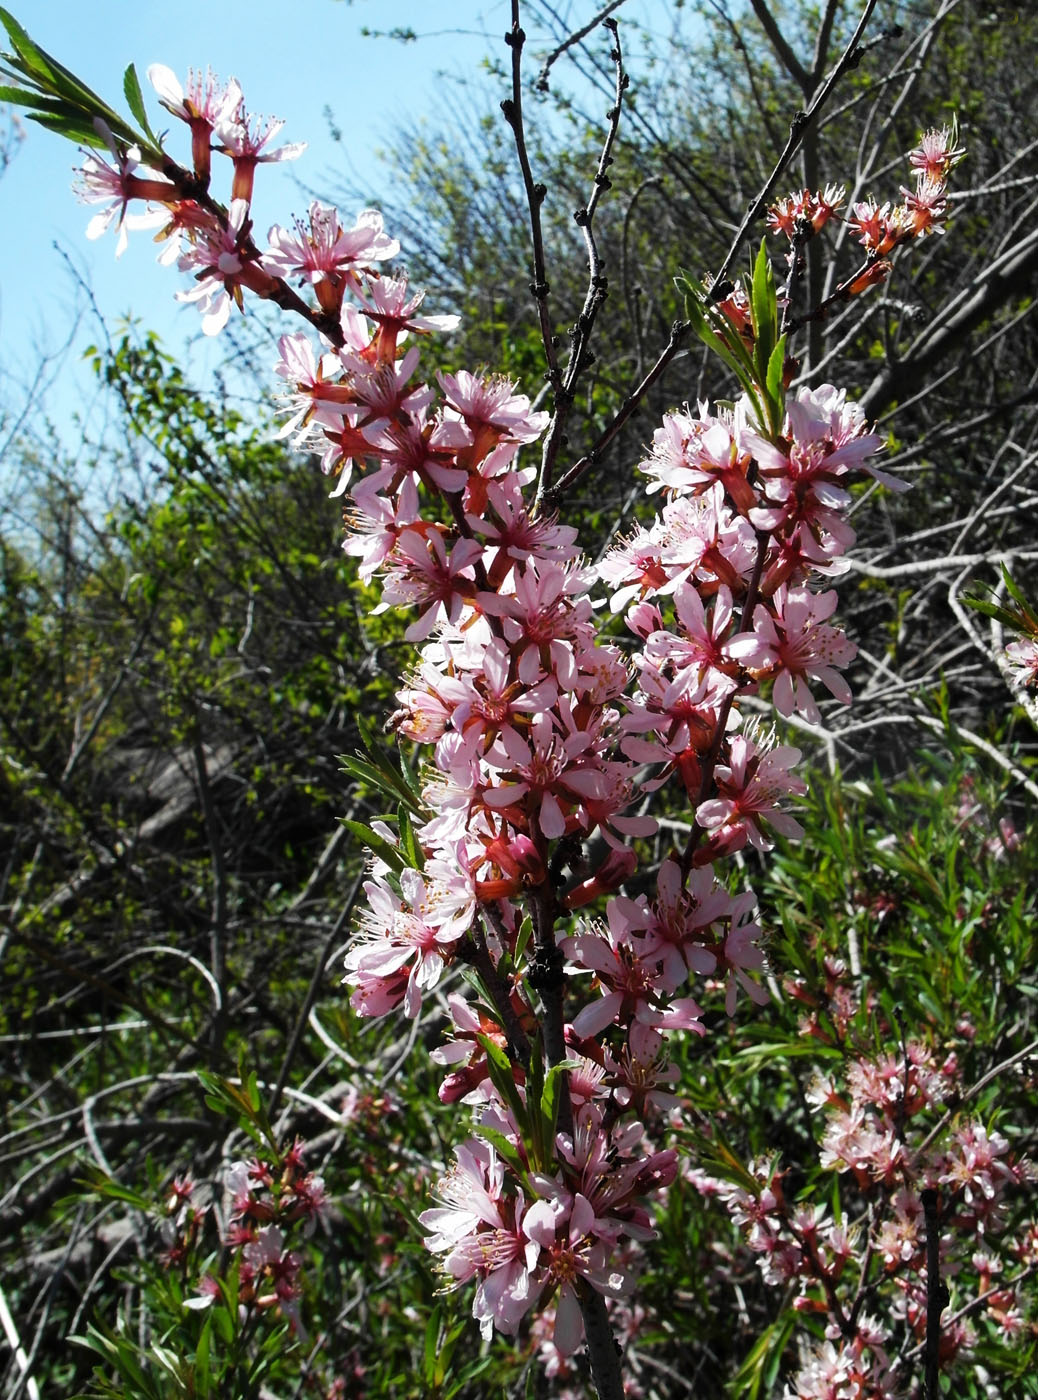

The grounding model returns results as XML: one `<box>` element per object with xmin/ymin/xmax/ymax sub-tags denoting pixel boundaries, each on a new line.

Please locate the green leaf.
<box><xmin>476</xmin><ymin>1034</ymin><xmax>528</xmax><ymax>1133</ymax></box>
<box><xmin>122</xmin><ymin>62</ymin><xmax>149</xmax><ymax>132</ymax></box>
<box><xmin>339</xmin><ymin>751</ymin><xmax>423</xmax><ymax>813</ymax></box>
<box><xmin>23</xmin><ymin>108</ymin><xmax>115</xmax><ymax>144</ymax></box>
<box><xmin>339</xmin><ymin>817</ymin><xmax>407</xmax><ymax>874</ymax></box>
<box><xmin>475</xmin><ymin>1124</ymin><xmax>530</xmax><ymax>1183</ymax></box>
<box><xmin>423</xmin><ymin>1304</ymin><xmax>443</xmax><ymax>1385</ymax></box>
<box><xmin>194</xmin><ymin>1314</ymin><xmax>212</xmax><ymax>1399</ymax></box>
<box><xmin>763</xmin><ymin>332</ymin><xmax>787</xmax><ymax>434</ymax></box>
<box><xmin>513</xmin><ymin>914</ymin><xmax>533</xmax><ymax>968</ymax></box>
<box><xmin>540</xmin><ymin>1061</ymin><xmax>576</xmax><ymax>1146</ymax></box>
<box><xmin>75</xmin><ymin>1173</ymin><xmax>149</xmax><ymax>1209</ymax></box>
<box><xmin>397</xmin><ymin>803</ymin><xmax>422</xmax><ymax>870</ymax></box>
<box><xmin>750</xmin><ymin>238</ymin><xmax>778</xmax><ymax>382</ymax></box>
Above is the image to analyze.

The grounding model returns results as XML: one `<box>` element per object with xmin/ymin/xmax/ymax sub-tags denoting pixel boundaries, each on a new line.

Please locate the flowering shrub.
<box><xmin>1</xmin><ymin>8</ymin><xmax>1032</xmax><ymax>1399</ymax></box>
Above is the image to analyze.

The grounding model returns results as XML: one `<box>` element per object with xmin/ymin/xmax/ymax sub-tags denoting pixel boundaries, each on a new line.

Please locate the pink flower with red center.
<box><xmin>473</xmin><ymin>479</ymin><xmax>579</xmax><ymax>572</ymax></box>
<box><xmin>696</xmin><ymin>726</ymin><xmax>806</xmax><ymax>855</ymax></box>
<box><xmin>439</xmin><ymin>369</ymin><xmax>549</xmax><ymax>453</ymax></box>
<box><xmin>908</xmin><ymin>126</ymin><xmax>965</xmax><ymax>182</ymax></box>
<box><xmin>483</xmin><ymin>712</ymin><xmax>608</xmax><ymax>841</ymax></box>
<box><xmin>74</xmin><ymin>122</ymin><xmax>172</xmax><ymax>256</ymax></box>
<box><xmin>343</xmin><ymin>865</ymin><xmax>470</xmax><ymax>1019</ymax></box>
<box><xmin>642</xmin><ymin>857</ymin><xmax>766</xmax><ymax>1013</ymax></box>
<box><xmin>523</xmin><ymin>1193</ymin><xmax>627</xmax><ymax>1356</ymax></box>
<box><xmin>620</xmin><ymin>659</ymin><xmax>728</xmax><ymax>783</ymax></box>
<box><xmin>901</xmin><ymin>176</ymin><xmax>948</xmax><ymax>237</ymax></box>
<box><xmin>642</xmin><ymin>582</ymin><xmax>745</xmax><ymax>697</ymax></box>
<box><xmin>435</xmin><ymin>635</ymin><xmax>559</xmax><ymax>745</ymax></box>
<box><xmin>215</xmin><ymin>101</ymin><xmax>306</xmax><ymax>204</ymax></box>
<box><xmin>376</xmin><ymin>527</ymin><xmax>483</xmax><ymax>642</ymax></box>
<box><xmin>848</xmin><ymin>197</ymin><xmax>906</xmax><ymax>255</ymax></box>
<box><xmin>728</xmin><ymin>585</ymin><xmax>857</xmax><ymax>723</ymax></box>
<box><xmin>147</xmin><ymin>64</ymin><xmax>243</xmax><ymax>181</ymax></box>
<box><xmin>356</xmin><ymin>273</ymin><xmax>460</xmax><ymax>359</ymax></box>
<box><xmin>768</xmin><ymin>183</ymin><xmax>845</xmax><ymax>237</ymax></box>
<box><xmin>641</xmin><ymin>407</ymin><xmax>757</xmax><ymax>514</ymax></box>
<box><xmin>479</xmin><ymin>559</ymin><xmax>595</xmax><ymax>689</ymax></box>
<box><xmin>264</xmin><ymin>203</ymin><xmax>399</xmax><ymax>314</ymax></box>
<box><xmin>563</xmin><ymin>898</ymin><xmax>705</xmax><ymax>1039</ymax></box>
<box><xmin>598</xmin><ymin>525</ymin><xmax>671</xmax><ymax>613</ymax></box>
<box><xmin>420</xmin><ymin>1139</ymin><xmax>542</xmax><ymax>1338</ymax></box>
<box><xmin>176</xmin><ymin>198</ymin><xmax>277</xmax><ymax>334</ymax></box>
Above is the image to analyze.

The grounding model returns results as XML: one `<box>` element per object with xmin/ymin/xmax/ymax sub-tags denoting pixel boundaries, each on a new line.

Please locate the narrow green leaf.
<box><xmin>122</xmin><ymin>62</ymin><xmax>149</xmax><ymax>131</ymax></box>
<box><xmin>194</xmin><ymin>1314</ymin><xmax>212</xmax><ymax>1399</ymax></box>
<box><xmin>513</xmin><ymin>915</ymin><xmax>533</xmax><ymax>967</ymax></box>
<box><xmin>750</xmin><ymin>238</ymin><xmax>777</xmax><ymax>383</ymax></box>
<box><xmin>339</xmin><ymin>817</ymin><xmax>406</xmax><ymax>874</ymax></box>
<box><xmin>0</xmin><ymin>6</ymin><xmax>49</xmax><ymax>78</ymax></box>
<box><xmin>540</xmin><ymin>1061</ymin><xmax>576</xmax><ymax>1145</ymax></box>
<box><xmin>340</xmin><ymin>752</ymin><xmax>422</xmax><ymax>811</ymax></box>
<box><xmin>476</xmin><ymin>1034</ymin><xmax>528</xmax><ymax>1132</ymax></box>
<box><xmin>764</xmin><ymin>332</ymin><xmax>787</xmax><ymax>434</ymax></box>
<box><xmin>475</xmin><ymin>1125</ymin><xmax>530</xmax><ymax>1182</ymax></box>
<box><xmin>24</xmin><ymin>109</ymin><xmax>113</xmax><ymax>144</ymax></box>
<box><xmin>397</xmin><ymin>804</ymin><xmax>422</xmax><ymax>870</ymax></box>
<box><xmin>423</xmin><ymin>1304</ymin><xmax>443</xmax><ymax>1384</ymax></box>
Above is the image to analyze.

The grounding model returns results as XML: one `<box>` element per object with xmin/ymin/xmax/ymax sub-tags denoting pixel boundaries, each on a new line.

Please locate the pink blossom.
<box><xmin>73</xmin><ymin>121</ymin><xmax>171</xmax><ymax>256</ymax></box>
<box><xmin>696</xmin><ymin>727</ymin><xmax>806</xmax><ymax>854</ymax></box>
<box><xmin>215</xmin><ymin>100</ymin><xmax>306</xmax><ymax>204</ymax></box>
<box><xmin>908</xmin><ymin>126</ymin><xmax>965</xmax><ymax>182</ymax></box>
<box><xmin>729</xmin><ymin>586</ymin><xmax>857</xmax><ymax>723</ymax></box>
<box><xmin>342</xmin><ymin>866</ymin><xmax>469</xmax><ymax>1019</ymax></box>
<box><xmin>265</xmin><ymin>203</ymin><xmax>399</xmax><ymax>282</ymax></box>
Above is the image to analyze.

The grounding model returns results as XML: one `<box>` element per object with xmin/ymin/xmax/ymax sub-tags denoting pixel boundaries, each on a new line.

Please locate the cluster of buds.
<box><xmin>185</xmin><ymin>1140</ymin><xmax>328</xmax><ymax>1335</ymax></box>
<box><xmin>766</xmin><ymin>125</ymin><xmax>965</xmax><ymax>302</ymax></box>
<box><xmin>689</xmin><ymin>1038</ymin><xmax>1036</xmax><ymax>1398</ymax></box>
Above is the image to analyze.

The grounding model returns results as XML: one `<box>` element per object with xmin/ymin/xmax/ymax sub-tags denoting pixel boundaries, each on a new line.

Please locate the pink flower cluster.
<box><xmin>689</xmin><ymin>1035</ymin><xmax>1036</xmax><ymax>1398</ymax></box>
<box><xmin>70</xmin><ymin>70</ymin><xmax>953</xmax><ymax>1367</ymax></box>
<box><xmin>183</xmin><ymin>1139</ymin><xmax>328</xmax><ymax>1335</ymax></box>
<box><xmin>767</xmin><ymin>126</ymin><xmax>965</xmax><ymax>301</ymax></box>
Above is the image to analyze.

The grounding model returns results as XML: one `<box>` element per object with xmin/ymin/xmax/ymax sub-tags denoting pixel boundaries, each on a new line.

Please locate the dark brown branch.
<box><xmin>575</xmin><ymin>1279</ymin><xmax>626</xmax><ymax>1400</ymax></box>
<box><xmin>501</xmin><ymin>7</ymin><xmax>563</xmax><ymax>399</ymax></box>
<box><xmin>713</xmin><ymin>0</ymin><xmax>880</xmax><ymax>293</ymax></box>
<box><xmin>534</xmin><ymin>17</ymin><xmax>628</xmax><ymax>510</ymax></box>
<box><xmin>535</xmin><ymin>0</ymin><xmax>627</xmax><ymax>91</ymax></box>
<box><xmin>543</xmin><ymin>318</ymin><xmax>691</xmax><ymax>507</ymax></box>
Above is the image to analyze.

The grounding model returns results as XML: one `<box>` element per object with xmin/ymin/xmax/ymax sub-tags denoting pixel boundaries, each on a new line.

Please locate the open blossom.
<box><xmin>696</xmin><ymin>726</ymin><xmax>806</xmax><ymax>856</ymax></box>
<box><xmin>147</xmin><ymin>64</ymin><xmax>243</xmax><ymax>181</ymax></box>
<box><xmin>343</xmin><ymin>864</ymin><xmax>472</xmax><ymax>1019</ymax></box>
<box><xmin>768</xmin><ymin>183</ymin><xmax>845</xmax><ymax>237</ymax></box>
<box><xmin>215</xmin><ymin>100</ymin><xmax>306</xmax><ymax>203</ymax></box>
<box><xmin>908</xmin><ymin>125</ymin><xmax>965</xmax><ymax>181</ymax></box>
<box><xmin>1005</xmin><ymin>635</ymin><xmax>1038</xmax><ymax>689</ymax></box>
<box><xmin>74</xmin><ymin>121</ymin><xmax>171</xmax><ymax>256</ymax></box>
<box><xmin>264</xmin><ymin>203</ymin><xmax>399</xmax><ymax>314</ymax></box>
<box><xmin>729</xmin><ymin>585</ymin><xmax>857</xmax><ymax>723</ymax></box>
<box><xmin>176</xmin><ymin>197</ymin><xmax>278</xmax><ymax>334</ymax></box>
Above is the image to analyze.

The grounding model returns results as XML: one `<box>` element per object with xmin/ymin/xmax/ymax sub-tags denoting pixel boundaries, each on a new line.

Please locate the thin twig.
<box><xmin>713</xmin><ymin>0</ymin><xmax>880</xmax><ymax>293</ymax></box>
<box><xmin>534</xmin><ymin>17</ymin><xmax>629</xmax><ymax>509</ymax></box>
<box><xmin>535</xmin><ymin>0</ymin><xmax>627</xmax><ymax>90</ymax></box>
